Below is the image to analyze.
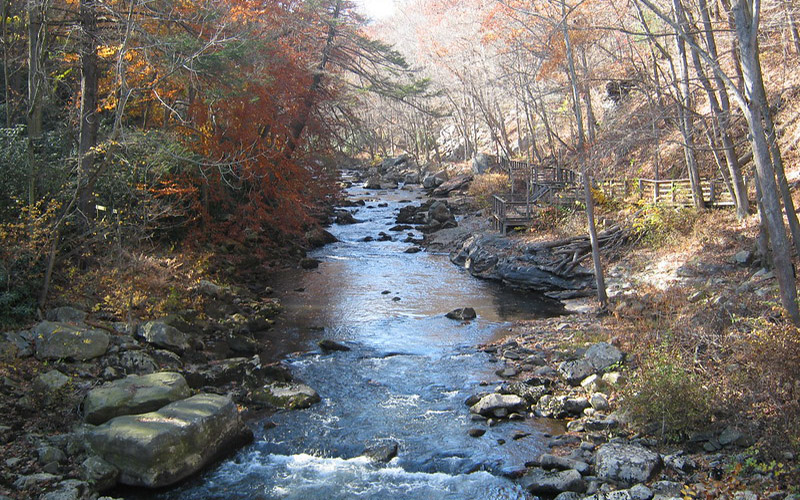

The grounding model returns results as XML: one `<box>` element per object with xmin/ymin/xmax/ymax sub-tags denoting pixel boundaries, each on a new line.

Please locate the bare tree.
<box><xmin>637</xmin><ymin>0</ymin><xmax>799</xmax><ymax>324</ymax></box>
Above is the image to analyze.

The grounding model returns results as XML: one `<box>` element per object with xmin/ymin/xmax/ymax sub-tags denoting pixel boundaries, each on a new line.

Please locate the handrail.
<box><xmin>488</xmin><ymin>154</ymin><xmax>746</xmax><ymax>233</ymax></box>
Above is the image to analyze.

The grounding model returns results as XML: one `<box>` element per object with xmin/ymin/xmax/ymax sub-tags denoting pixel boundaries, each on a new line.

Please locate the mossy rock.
<box><xmin>33</xmin><ymin>321</ymin><xmax>109</xmax><ymax>361</ymax></box>
<box><xmin>83</xmin><ymin>372</ymin><xmax>192</xmax><ymax>424</ymax></box>
<box><xmin>87</xmin><ymin>394</ymin><xmax>252</xmax><ymax>488</ymax></box>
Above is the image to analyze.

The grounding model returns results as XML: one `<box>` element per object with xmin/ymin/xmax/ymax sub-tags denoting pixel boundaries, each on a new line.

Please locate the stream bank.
<box><xmin>1</xmin><ymin>160</ymin><xmax>794</xmax><ymax>499</ymax></box>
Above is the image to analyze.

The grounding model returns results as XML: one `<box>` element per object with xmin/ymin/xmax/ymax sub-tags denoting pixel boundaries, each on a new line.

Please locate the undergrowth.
<box><xmin>621</xmin><ymin>343</ymin><xmax>713</xmax><ymax>443</ymax></box>
<box><xmin>467</xmin><ymin>172</ymin><xmax>509</xmax><ymax>209</ymax></box>
<box><xmin>630</xmin><ymin>204</ymin><xmax>700</xmax><ymax>248</ymax></box>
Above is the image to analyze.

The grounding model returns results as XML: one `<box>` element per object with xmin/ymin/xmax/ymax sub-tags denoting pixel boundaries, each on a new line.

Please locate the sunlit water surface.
<box><xmin>130</xmin><ymin>177</ymin><xmax>564</xmax><ymax>500</ymax></box>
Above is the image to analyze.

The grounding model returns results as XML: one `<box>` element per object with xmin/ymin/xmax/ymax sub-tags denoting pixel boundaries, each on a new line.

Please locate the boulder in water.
<box><xmin>520</xmin><ymin>468</ymin><xmax>586</xmax><ymax>495</ymax></box>
<box><xmin>446</xmin><ymin>307</ymin><xmax>477</xmax><ymax>321</ymax></box>
<box><xmin>87</xmin><ymin>394</ymin><xmax>252</xmax><ymax>488</ymax></box>
<box><xmin>318</xmin><ymin>339</ymin><xmax>351</xmax><ymax>352</ymax></box>
<box><xmin>300</xmin><ymin>258</ymin><xmax>321</xmax><ymax>270</ymax></box>
<box><xmin>251</xmin><ymin>381</ymin><xmax>320</xmax><ymax>409</ymax></box>
<box><xmin>363</xmin><ymin>177</ymin><xmax>382</xmax><ymax>190</ymax></box>
<box><xmin>469</xmin><ymin>393</ymin><xmax>526</xmax><ymax>417</ymax></box>
<box><xmin>363</xmin><ymin>440</ymin><xmax>399</xmax><ymax>463</ymax></box>
<box><xmin>306</xmin><ymin>227</ymin><xmax>338</xmax><ymax>248</ymax></box>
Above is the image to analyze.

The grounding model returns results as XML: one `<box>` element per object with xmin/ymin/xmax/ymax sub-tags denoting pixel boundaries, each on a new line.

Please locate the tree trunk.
<box><xmin>581</xmin><ymin>48</ymin><xmax>596</xmax><ymax>144</ymax></box>
<box><xmin>698</xmin><ymin>0</ymin><xmax>749</xmax><ymax>218</ymax></box>
<box><xmin>734</xmin><ymin>0</ymin><xmax>799</xmax><ymax>323</ymax></box>
<box><xmin>753</xmin><ymin>65</ymin><xmax>800</xmax><ymax>258</ymax></box>
<box><xmin>77</xmin><ymin>0</ymin><xmax>98</xmax><ymax>225</ymax></box>
<box><xmin>584</xmin><ymin>171</ymin><xmax>607</xmax><ymax>309</ymax></box>
<box><xmin>2</xmin><ymin>0</ymin><xmax>11</xmax><ymax>128</ymax></box>
<box><xmin>27</xmin><ymin>0</ymin><xmax>45</xmax><ymax>206</ymax></box>
<box><xmin>287</xmin><ymin>0</ymin><xmax>341</xmax><ymax>156</ymax></box>
<box><xmin>563</xmin><ymin>1</ymin><xmax>605</xmax><ymax>307</ymax></box>
<box><xmin>673</xmin><ymin>0</ymin><xmax>705</xmax><ymax>209</ymax></box>
<box><xmin>562</xmin><ymin>0</ymin><xmax>585</xmax><ymax>151</ymax></box>
<box><xmin>783</xmin><ymin>0</ymin><xmax>800</xmax><ymax>54</ymax></box>
<box><xmin>752</xmin><ymin>173</ymin><xmax>771</xmax><ymax>265</ymax></box>
<box><xmin>521</xmin><ymin>81</ymin><xmax>542</xmax><ymax>163</ymax></box>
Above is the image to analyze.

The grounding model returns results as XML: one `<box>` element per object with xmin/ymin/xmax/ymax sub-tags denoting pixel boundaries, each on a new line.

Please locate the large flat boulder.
<box><xmin>83</xmin><ymin>372</ymin><xmax>192</xmax><ymax>424</ymax></box>
<box><xmin>432</xmin><ymin>174</ymin><xmax>473</xmax><ymax>196</ymax></box>
<box><xmin>595</xmin><ymin>443</ymin><xmax>662</xmax><ymax>486</ymax></box>
<box><xmin>449</xmin><ymin>235</ymin><xmax>594</xmax><ymax>298</ymax></box>
<box><xmin>520</xmin><ymin>468</ymin><xmax>586</xmax><ymax>495</ymax></box>
<box><xmin>33</xmin><ymin>321</ymin><xmax>109</xmax><ymax>361</ymax></box>
<box><xmin>182</xmin><ymin>356</ymin><xmax>272</xmax><ymax>388</ymax></box>
<box><xmin>87</xmin><ymin>394</ymin><xmax>252</xmax><ymax>488</ymax></box>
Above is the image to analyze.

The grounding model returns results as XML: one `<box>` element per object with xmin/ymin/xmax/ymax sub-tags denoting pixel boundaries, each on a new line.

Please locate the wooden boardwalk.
<box><xmin>489</xmin><ymin>156</ymin><xmax>742</xmax><ymax>234</ymax></box>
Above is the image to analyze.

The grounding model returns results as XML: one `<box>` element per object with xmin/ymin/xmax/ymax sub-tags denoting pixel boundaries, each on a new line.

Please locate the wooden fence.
<box><xmin>489</xmin><ymin>156</ymin><xmax>746</xmax><ymax>233</ymax></box>
<box><xmin>595</xmin><ymin>177</ymin><xmax>738</xmax><ymax>207</ymax></box>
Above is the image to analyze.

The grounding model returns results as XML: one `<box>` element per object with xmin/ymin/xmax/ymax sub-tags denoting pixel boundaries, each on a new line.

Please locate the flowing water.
<box><xmin>144</xmin><ymin>177</ymin><xmax>564</xmax><ymax>500</ymax></box>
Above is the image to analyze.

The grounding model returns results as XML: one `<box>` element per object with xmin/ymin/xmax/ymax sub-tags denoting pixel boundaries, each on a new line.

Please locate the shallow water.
<box><xmin>137</xmin><ymin>178</ymin><xmax>564</xmax><ymax>500</ymax></box>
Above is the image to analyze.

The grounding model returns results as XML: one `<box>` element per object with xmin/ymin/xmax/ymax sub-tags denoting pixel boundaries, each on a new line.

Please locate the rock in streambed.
<box><xmin>88</xmin><ymin>393</ymin><xmax>252</xmax><ymax>488</ymax></box>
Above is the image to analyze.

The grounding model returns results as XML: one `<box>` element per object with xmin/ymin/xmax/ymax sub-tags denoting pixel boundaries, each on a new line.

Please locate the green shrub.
<box><xmin>631</xmin><ymin>204</ymin><xmax>698</xmax><ymax>247</ymax></box>
<box><xmin>622</xmin><ymin>345</ymin><xmax>712</xmax><ymax>442</ymax></box>
<box><xmin>0</xmin><ymin>125</ymin><xmax>75</xmax><ymax>221</ymax></box>
<box><xmin>90</xmin><ymin>130</ymin><xmax>201</xmax><ymax>243</ymax></box>
<box><xmin>0</xmin><ymin>200</ymin><xmax>60</xmax><ymax>327</ymax></box>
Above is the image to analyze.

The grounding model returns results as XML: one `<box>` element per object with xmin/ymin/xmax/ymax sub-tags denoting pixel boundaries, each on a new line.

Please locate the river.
<box><xmin>147</xmin><ymin>176</ymin><xmax>563</xmax><ymax>500</ymax></box>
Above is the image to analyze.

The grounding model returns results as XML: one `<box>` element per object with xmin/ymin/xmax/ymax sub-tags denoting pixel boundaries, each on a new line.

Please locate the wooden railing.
<box><xmin>499</xmin><ymin>157</ymin><xmax>580</xmax><ymax>185</ymax></box>
<box><xmin>488</xmin><ymin>154</ymin><xmax>747</xmax><ymax>233</ymax></box>
<box><xmin>595</xmin><ymin>177</ymin><xmax>739</xmax><ymax>207</ymax></box>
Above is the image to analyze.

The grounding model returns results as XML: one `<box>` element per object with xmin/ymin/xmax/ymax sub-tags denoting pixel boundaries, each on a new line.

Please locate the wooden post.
<box><xmin>710</xmin><ymin>180</ymin><xmax>716</xmax><ymax>204</ymax></box>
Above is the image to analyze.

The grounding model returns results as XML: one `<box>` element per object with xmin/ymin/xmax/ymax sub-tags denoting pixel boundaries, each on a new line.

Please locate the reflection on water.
<box><xmin>137</xmin><ymin>178</ymin><xmax>564</xmax><ymax>500</ymax></box>
<box><xmin>265</xmin><ymin>184</ymin><xmax>562</xmax><ymax>359</ymax></box>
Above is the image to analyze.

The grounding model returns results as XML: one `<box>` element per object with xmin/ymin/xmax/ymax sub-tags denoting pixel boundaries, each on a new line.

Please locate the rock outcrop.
<box><xmin>88</xmin><ymin>393</ymin><xmax>252</xmax><ymax>488</ymax></box>
<box><xmin>469</xmin><ymin>393</ymin><xmax>526</xmax><ymax>418</ymax></box>
<box><xmin>33</xmin><ymin>321</ymin><xmax>110</xmax><ymax>361</ymax></box>
<box><xmin>83</xmin><ymin>372</ymin><xmax>192</xmax><ymax>425</ymax></box>
<box><xmin>450</xmin><ymin>235</ymin><xmax>596</xmax><ymax>298</ymax></box>
<box><xmin>251</xmin><ymin>381</ymin><xmax>321</xmax><ymax>409</ymax></box>
<box><xmin>432</xmin><ymin>173</ymin><xmax>473</xmax><ymax>197</ymax></box>
<box><xmin>137</xmin><ymin>321</ymin><xmax>190</xmax><ymax>354</ymax></box>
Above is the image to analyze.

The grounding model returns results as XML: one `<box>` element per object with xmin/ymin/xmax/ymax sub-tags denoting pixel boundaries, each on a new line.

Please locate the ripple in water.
<box><xmin>155</xmin><ymin>452</ymin><xmax>529</xmax><ymax>500</ymax></box>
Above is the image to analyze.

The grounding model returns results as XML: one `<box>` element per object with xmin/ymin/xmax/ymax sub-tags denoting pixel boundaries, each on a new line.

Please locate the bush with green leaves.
<box><xmin>89</xmin><ymin>130</ymin><xmax>202</xmax><ymax>243</ymax></box>
<box><xmin>0</xmin><ymin>200</ymin><xmax>60</xmax><ymax>327</ymax></box>
<box><xmin>631</xmin><ymin>204</ymin><xmax>698</xmax><ymax>248</ymax></box>
<box><xmin>622</xmin><ymin>345</ymin><xmax>713</xmax><ymax>442</ymax></box>
<box><xmin>0</xmin><ymin>125</ymin><xmax>75</xmax><ymax>221</ymax></box>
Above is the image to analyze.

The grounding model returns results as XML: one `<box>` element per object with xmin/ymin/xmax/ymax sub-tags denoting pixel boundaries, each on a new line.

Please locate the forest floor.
<box><xmin>2</xmin><ymin>163</ymin><xmax>800</xmax><ymax>498</ymax></box>
<box><xmin>433</xmin><ymin>165</ymin><xmax>800</xmax><ymax>496</ymax></box>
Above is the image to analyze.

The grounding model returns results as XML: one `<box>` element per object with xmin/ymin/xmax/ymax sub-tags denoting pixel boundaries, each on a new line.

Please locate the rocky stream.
<box><xmin>1</xmin><ymin>166</ymin><xmax>771</xmax><ymax>500</ymax></box>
